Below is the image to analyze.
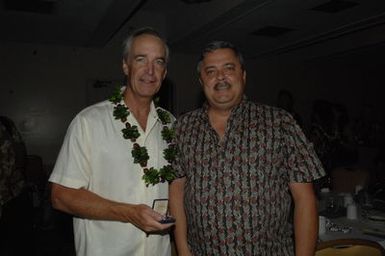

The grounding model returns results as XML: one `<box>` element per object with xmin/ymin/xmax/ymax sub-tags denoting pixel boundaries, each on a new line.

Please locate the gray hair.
<box><xmin>122</xmin><ymin>27</ymin><xmax>169</xmax><ymax>63</ymax></box>
<box><xmin>196</xmin><ymin>41</ymin><xmax>245</xmax><ymax>74</ymax></box>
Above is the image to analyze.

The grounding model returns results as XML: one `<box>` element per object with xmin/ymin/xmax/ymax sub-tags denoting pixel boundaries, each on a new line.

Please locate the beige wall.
<box><xmin>245</xmin><ymin>49</ymin><xmax>385</xmax><ymax>127</ymax></box>
<box><xmin>0</xmin><ymin>42</ymin><xmax>122</xmax><ymax>165</ymax></box>
<box><xmin>168</xmin><ymin>52</ymin><xmax>201</xmax><ymax>116</ymax></box>
<box><xmin>1</xmin><ymin>40</ymin><xmax>384</xmax><ymax>167</ymax></box>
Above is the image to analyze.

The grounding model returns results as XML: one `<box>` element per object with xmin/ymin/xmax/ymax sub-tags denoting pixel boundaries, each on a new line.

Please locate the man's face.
<box><xmin>122</xmin><ymin>34</ymin><xmax>167</xmax><ymax>99</ymax></box>
<box><xmin>199</xmin><ymin>48</ymin><xmax>246</xmax><ymax>111</ymax></box>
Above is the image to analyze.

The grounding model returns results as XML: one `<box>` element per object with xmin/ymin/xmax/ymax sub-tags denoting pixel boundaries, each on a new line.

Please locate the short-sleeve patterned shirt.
<box><xmin>0</xmin><ymin>122</ymin><xmax>25</xmax><ymax>218</ymax></box>
<box><xmin>173</xmin><ymin>98</ymin><xmax>325</xmax><ymax>256</ymax></box>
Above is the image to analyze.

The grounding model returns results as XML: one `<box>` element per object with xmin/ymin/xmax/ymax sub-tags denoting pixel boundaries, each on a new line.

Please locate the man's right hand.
<box><xmin>118</xmin><ymin>203</ymin><xmax>175</xmax><ymax>232</ymax></box>
<box><xmin>51</xmin><ymin>184</ymin><xmax>174</xmax><ymax>233</ymax></box>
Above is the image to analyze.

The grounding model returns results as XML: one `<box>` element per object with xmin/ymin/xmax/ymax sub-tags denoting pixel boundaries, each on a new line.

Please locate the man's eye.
<box><xmin>225</xmin><ymin>65</ymin><xmax>235</xmax><ymax>71</ymax></box>
<box><xmin>206</xmin><ymin>70</ymin><xmax>215</xmax><ymax>75</ymax></box>
<box><xmin>135</xmin><ymin>57</ymin><xmax>146</xmax><ymax>63</ymax></box>
<box><xmin>155</xmin><ymin>59</ymin><xmax>166</xmax><ymax>66</ymax></box>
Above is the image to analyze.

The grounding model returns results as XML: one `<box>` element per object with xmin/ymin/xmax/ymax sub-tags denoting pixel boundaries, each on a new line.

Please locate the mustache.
<box><xmin>140</xmin><ymin>74</ymin><xmax>157</xmax><ymax>83</ymax></box>
<box><xmin>214</xmin><ymin>81</ymin><xmax>231</xmax><ymax>90</ymax></box>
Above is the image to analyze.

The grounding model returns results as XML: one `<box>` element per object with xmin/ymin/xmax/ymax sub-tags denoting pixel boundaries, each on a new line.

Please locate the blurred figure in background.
<box><xmin>368</xmin><ymin>149</ymin><xmax>385</xmax><ymax>208</ymax></box>
<box><xmin>276</xmin><ymin>89</ymin><xmax>303</xmax><ymax>128</ymax></box>
<box><xmin>0</xmin><ymin>116</ymin><xmax>35</xmax><ymax>256</ymax></box>
<box><xmin>331</xmin><ymin>103</ymin><xmax>357</xmax><ymax>169</ymax></box>
<box><xmin>308</xmin><ymin>100</ymin><xmax>339</xmax><ymax>173</ymax></box>
<box><xmin>309</xmin><ymin>101</ymin><xmax>361</xmax><ymax>193</ymax></box>
<box><xmin>353</xmin><ymin>104</ymin><xmax>385</xmax><ymax>147</ymax></box>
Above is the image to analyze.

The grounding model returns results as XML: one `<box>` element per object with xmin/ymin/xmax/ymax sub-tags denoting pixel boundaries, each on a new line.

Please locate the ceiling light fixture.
<box><xmin>180</xmin><ymin>0</ymin><xmax>212</xmax><ymax>4</ymax></box>
<box><xmin>311</xmin><ymin>0</ymin><xmax>359</xmax><ymax>13</ymax></box>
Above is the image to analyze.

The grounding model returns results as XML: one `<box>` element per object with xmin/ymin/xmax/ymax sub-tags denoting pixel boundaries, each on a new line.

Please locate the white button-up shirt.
<box><xmin>49</xmin><ymin>98</ymin><xmax>172</xmax><ymax>256</ymax></box>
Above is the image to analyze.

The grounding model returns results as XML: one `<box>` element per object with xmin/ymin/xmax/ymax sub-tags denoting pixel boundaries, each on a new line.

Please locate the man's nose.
<box><xmin>146</xmin><ymin>62</ymin><xmax>154</xmax><ymax>74</ymax></box>
<box><xmin>216</xmin><ymin>69</ymin><xmax>225</xmax><ymax>80</ymax></box>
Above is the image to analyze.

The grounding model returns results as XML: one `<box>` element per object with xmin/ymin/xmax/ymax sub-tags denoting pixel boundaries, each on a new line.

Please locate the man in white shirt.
<box><xmin>49</xmin><ymin>27</ymin><xmax>175</xmax><ymax>256</ymax></box>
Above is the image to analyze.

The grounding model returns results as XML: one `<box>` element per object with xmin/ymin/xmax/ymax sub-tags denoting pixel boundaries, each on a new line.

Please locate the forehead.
<box><xmin>201</xmin><ymin>48</ymin><xmax>239</xmax><ymax>66</ymax></box>
<box><xmin>130</xmin><ymin>34</ymin><xmax>166</xmax><ymax>56</ymax></box>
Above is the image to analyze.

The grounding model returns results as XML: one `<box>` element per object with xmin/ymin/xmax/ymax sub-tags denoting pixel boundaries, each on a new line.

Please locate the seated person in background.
<box><xmin>276</xmin><ymin>89</ymin><xmax>303</xmax><ymax>128</ymax></box>
<box><xmin>369</xmin><ymin>149</ymin><xmax>385</xmax><ymax>208</ymax></box>
<box><xmin>309</xmin><ymin>101</ymin><xmax>360</xmax><ymax>192</ymax></box>
<box><xmin>0</xmin><ymin>116</ymin><xmax>34</xmax><ymax>255</ymax></box>
<box><xmin>331</xmin><ymin>103</ymin><xmax>358</xmax><ymax>169</ymax></box>
<box><xmin>308</xmin><ymin>100</ymin><xmax>339</xmax><ymax>173</ymax></box>
<box><xmin>353</xmin><ymin>104</ymin><xmax>385</xmax><ymax>147</ymax></box>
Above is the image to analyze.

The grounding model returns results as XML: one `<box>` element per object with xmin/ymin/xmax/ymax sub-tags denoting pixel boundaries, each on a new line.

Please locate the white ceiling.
<box><xmin>1</xmin><ymin>0</ymin><xmax>385</xmax><ymax>60</ymax></box>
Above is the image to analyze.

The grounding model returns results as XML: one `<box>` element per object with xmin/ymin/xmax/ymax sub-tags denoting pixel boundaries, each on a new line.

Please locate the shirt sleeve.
<box><xmin>49</xmin><ymin>114</ymin><xmax>92</xmax><ymax>189</ymax></box>
<box><xmin>282</xmin><ymin>112</ymin><xmax>325</xmax><ymax>183</ymax></box>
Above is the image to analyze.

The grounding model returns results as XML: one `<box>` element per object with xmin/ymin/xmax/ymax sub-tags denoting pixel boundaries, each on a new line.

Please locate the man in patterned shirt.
<box><xmin>169</xmin><ymin>41</ymin><xmax>325</xmax><ymax>256</ymax></box>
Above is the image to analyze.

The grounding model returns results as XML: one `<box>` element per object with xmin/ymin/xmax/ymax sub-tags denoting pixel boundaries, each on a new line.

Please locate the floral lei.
<box><xmin>109</xmin><ymin>88</ymin><xmax>177</xmax><ymax>187</ymax></box>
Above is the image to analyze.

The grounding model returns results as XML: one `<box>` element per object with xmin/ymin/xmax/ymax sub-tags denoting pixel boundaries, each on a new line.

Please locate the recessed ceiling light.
<box><xmin>251</xmin><ymin>26</ymin><xmax>294</xmax><ymax>38</ymax></box>
<box><xmin>180</xmin><ymin>0</ymin><xmax>212</xmax><ymax>4</ymax></box>
<box><xmin>4</xmin><ymin>0</ymin><xmax>56</xmax><ymax>14</ymax></box>
<box><xmin>311</xmin><ymin>0</ymin><xmax>359</xmax><ymax>13</ymax></box>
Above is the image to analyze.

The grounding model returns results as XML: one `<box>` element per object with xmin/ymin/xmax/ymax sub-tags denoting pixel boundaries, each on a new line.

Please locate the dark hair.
<box><xmin>0</xmin><ymin>116</ymin><xmax>15</xmax><ymax>136</ymax></box>
<box><xmin>311</xmin><ymin>100</ymin><xmax>336</xmax><ymax>130</ymax></box>
<box><xmin>278</xmin><ymin>89</ymin><xmax>293</xmax><ymax>100</ymax></box>
<box><xmin>122</xmin><ymin>27</ymin><xmax>169</xmax><ymax>62</ymax></box>
<box><xmin>196</xmin><ymin>41</ymin><xmax>244</xmax><ymax>74</ymax></box>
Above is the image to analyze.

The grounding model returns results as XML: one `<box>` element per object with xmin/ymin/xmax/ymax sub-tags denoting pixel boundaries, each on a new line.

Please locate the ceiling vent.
<box><xmin>251</xmin><ymin>26</ymin><xmax>294</xmax><ymax>38</ymax></box>
<box><xmin>180</xmin><ymin>0</ymin><xmax>212</xmax><ymax>3</ymax></box>
<box><xmin>3</xmin><ymin>0</ymin><xmax>57</xmax><ymax>14</ymax></box>
<box><xmin>311</xmin><ymin>0</ymin><xmax>359</xmax><ymax>13</ymax></box>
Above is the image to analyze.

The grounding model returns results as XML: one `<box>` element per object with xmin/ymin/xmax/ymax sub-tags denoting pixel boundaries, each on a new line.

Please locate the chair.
<box><xmin>316</xmin><ymin>239</ymin><xmax>385</xmax><ymax>256</ymax></box>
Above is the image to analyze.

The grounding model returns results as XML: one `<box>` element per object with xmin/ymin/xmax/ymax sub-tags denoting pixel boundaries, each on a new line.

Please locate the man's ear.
<box><xmin>122</xmin><ymin>59</ymin><xmax>129</xmax><ymax>75</ymax></box>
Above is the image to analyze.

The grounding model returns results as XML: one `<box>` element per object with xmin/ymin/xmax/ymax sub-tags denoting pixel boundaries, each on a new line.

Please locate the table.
<box><xmin>319</xmin><ymin>212</ymin><xmax>385</xmax><ymax>248</ymax></box>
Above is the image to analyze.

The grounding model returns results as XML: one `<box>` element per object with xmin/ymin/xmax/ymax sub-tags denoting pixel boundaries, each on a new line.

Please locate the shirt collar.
<box><xmin>149</xmin><ymin>101</ymin><xmax>161</xmax><ymax>123</ymax></box>
<box><xmin>118</xmin><ymin>87</ymin><xmax>161</xmax><ymax>124</ymax></box>
<box><xmin>201</xmin><ymin>95</ymin><xmax>248</xmax><ymax>120</ymax></box>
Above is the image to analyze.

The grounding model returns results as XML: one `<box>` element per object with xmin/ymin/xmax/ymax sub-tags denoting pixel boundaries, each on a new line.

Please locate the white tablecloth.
<box><xmin>319</xmin><ymin>215</ymin><xmax>385</xmax><ymax>248</ymax></box>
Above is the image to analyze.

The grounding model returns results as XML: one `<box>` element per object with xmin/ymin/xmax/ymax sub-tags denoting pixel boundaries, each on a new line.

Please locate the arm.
<box><xmin>169</xmin><ymin>177</ymin><xmax>192</xmax><ymax>256</ymax></box>
<box><xmin>51</xmin><ymin>183</ymin><xmax>174</xmax><ymax>233</ymax></box>
<box><xmin>289</xmin><ymin>182</ymin><xmax>318</xmax><ymax>256</ymax></box>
